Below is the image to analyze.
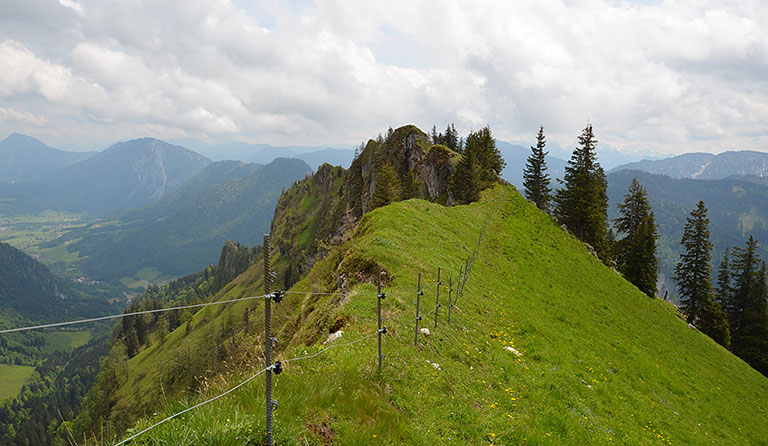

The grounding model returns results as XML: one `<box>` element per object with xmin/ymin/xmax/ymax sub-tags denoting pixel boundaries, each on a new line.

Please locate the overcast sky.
<box><xmin>1</xmin><ymin>0</ymin><xmax>767</xmax><ymax>155</ymax></box>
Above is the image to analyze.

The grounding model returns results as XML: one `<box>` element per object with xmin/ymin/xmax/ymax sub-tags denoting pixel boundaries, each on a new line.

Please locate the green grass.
<box><xmin>0</xmin><ymin>210</ymin><xmax>89</xmax><ymax>268</ymax></box>
<box><xmin>0</xmin><ymin>364</ymin><xmax>35</xmax><ymax>401</ymax></box>
<box><xmin>109</xmin><ymin>185</ymin><xmax>768</xmax><ymax>445</ymax></box>
<box><xmin>40</xmin><ymin>330</ymin><xmax>92</xmax><ymax>354</ymax></box>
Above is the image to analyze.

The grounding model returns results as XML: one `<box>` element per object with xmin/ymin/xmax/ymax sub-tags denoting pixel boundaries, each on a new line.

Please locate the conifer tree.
<box><xmin>729</xmin><ymin>237</ymin><xmax>768</xmax><ymax>373</ymax></box>
<box><xmin>451</xmin><ymin>148</ymin><xmax>481</xmax><ymax>204</ymax></box>
<box><xmin>674</xmin><ymin>201</ymin><xmax>714</xmax><ymax>324</ymax></box>
<box><xmin>450</xmin><ymin>126</ymin><xmax>504</xmax><ymax>204</ymax></box>
<box><xmin>553</xmin><ymin>124</ymin><xmax>610</xmax><ymax>263</ymax></box>
<box><xmin>716</xmin><ymin>248</ymin><xmax>734</xmax><ymax>316</ymax></box>
<box><xmin>373</xmin><ymin>161</ymin><xmax>401</xmax><ymax>208</ymax></box>
<box><xmin>614</xmin><ymin>179</ymin><xmax>659</xmax><ymax>296</ymax></box>
<box><xmin>522</xmin><ymin>125</ymin><xmax>551</xmax><ymax>211</ymax></box>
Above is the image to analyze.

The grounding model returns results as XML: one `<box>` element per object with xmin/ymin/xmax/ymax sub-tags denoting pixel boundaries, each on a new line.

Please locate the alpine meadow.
<box><xmin>2</xmin><ymin>1</ymin><xmax>768</xmax><ymax>445</ymax></box>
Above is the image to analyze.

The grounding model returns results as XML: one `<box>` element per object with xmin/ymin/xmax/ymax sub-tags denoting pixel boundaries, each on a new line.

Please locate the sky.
<box><xmin>1</xmin><ymin>0</ymin><xmax>767</xmax><ymax>155</ymax></box>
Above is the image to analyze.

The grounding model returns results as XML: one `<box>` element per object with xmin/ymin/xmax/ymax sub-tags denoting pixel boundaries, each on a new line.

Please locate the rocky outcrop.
<box><xmin>271</xmin><ymin>125</ymin><xmax>461</xmax><ymax>280</ymax></box>
<box><xmin>212</xmin><ymin>240</ymin><xmax>258</xmax><ymax>293</ymax></box>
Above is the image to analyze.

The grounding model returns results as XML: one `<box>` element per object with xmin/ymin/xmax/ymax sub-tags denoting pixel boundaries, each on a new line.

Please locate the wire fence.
<box><xmin>1</xmin><ymin>195</ymin><xmax>501</xmax><ymax>445</ymax></box>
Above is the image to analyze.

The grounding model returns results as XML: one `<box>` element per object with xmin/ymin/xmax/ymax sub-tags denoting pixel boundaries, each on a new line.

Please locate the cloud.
<box><xmin>0</xmin><ymin>0</ymin><xmax>766</xmax><ymax>155</ymax></box>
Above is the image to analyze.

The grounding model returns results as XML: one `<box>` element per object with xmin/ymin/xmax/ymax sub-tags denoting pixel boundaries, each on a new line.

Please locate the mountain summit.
<box><xmin>0</xmin><ymin>133</ymin><xmax>95</xmax><ymax>183</ymax></box>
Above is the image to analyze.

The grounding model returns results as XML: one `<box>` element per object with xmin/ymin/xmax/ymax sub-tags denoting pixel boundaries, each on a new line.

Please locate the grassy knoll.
<box><xmin>109</xmin><ymin>185</ymin><xmax>768</xmax><ymax>445</ymax></box>
<box><xmin>0</xmin><ymin>364</ymin><xmax>35</xmax><ymax>401</ymax></box>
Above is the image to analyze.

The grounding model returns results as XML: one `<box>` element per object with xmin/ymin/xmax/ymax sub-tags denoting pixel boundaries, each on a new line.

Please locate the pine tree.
<box><xmin>553</xmin><ymin>124</ymin><xmax>610</xmax><ymax>263</ymax></box>
<box><xmin>698</xmin><ymin>298</ymin><xmax>732</xmax><ymax>349</ymax></box>
<box><xmin>451</xmin><ymin>148</ymin><xmax>481</xmax><ymax>204</ymax></box>
<box><xmin>614</xmin><ymin>178</ymin><xmax>659</xmax><ymax>297</ymax></box>
<box><xmin>716</xmin><ymin>248</ymin><xmax>734</xmax><ymax>317</ymax></box>
<box><xmin>729</xmin><ymin>237</ymin><xmax>768</xmax><ymax>373</ymax></box>
<box><xmin>450</xmin><ymin>126</ymin><xmax>503</xmax><ymax>204</ymax></box>
<box><xmin>522</xmin><ymin>125</ymin><xmax>551</xmax><ymax>211</ymax></box>
<box><xmin>373</xmin><ymin>161</ymin><xmax>401</xmax><ymax>208</ymax></box>
<box><xmin>674</xmin><ymin>201</ymin><xmax>714</xmax><ymax>324</ymax></box>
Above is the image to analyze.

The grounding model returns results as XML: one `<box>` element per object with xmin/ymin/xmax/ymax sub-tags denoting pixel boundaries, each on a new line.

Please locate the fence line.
<box><xmin>0</xmin><ymin>291</ymin><xmax>381</xmax><ymax>335</ymax></box>
<box><xmin>112</xmin><ymin>329</ymin><xmax>383</xmax><ymax>445</ymax></box>
<box><xmin>5</xmin><ymin>194</ymin><xmax>502</xmax><ymax>445</ymax></box>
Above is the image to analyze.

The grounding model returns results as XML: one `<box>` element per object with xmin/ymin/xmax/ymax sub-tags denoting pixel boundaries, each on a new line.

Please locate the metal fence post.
<box><xmin>414</xmin><ymin>272</ymin><xmax>422</xmax><ymax>345</ymax></box>
<box><xmin>447</xmin><ymin>276</ymin><xmax>453</xmax><ymax>323</ymax></box>
<box><xmin>434</xmin><ymin>267</ymin><xmax>442</xmax><ymax>329</ymax></box>
<box><xmin>377</xmin><ymin>268</ymin><xmax>385</xmax><ymax>370</ymax></box>
<box><xmin>263</xmin><ymin>234</ymin><xmax>274</xmax><ymax>446</ymax></box>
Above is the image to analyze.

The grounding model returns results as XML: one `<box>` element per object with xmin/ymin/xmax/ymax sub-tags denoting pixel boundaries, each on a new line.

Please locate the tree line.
<box><xmin>520</xmin><ymin>124</ymin><xmax>768</xmax><ymax>376</ymax></box>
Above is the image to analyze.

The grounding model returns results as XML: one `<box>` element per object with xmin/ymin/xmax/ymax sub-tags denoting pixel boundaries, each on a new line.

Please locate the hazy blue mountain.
<box><xmin>108</xmin><ymin>160</ymin><xmax>263</xmax><ymax>221</ymax></box>
<box><xmin>296</xmin><ymin>148</ymin><xmax>354</xmax><ymax>170</ymax></box>
<box><xmin>54</xmin><ymin>158</ymin><xmax>312</xmax><ymax>284</ymax></box>
<box><xmin>611</xmin><ymin>150</ymin><xmax>768</xmax><ymax>180</ymax></box>
<box><xmin>498</xmin><ymin>141</ymin><xmax>567</xmax><ymax>188</ymax></box>
<box><xmin>0</xmin><ymin>133</ymin><xmax>95</xmax><ymax>183</ymax></box>
<box><xmin>607</xmin><ymin>170</ymin><xmax>768</xmax><ymax>300</ymax></box>
<box><xmin>0</xmin><ymin>138</ymin><xmax>211</xmax><ymax>215</ymax></box>
<box><xmin>727</xmin><ymin>174</ymin><xmax>768</xmax><ymax>186</ymax></box>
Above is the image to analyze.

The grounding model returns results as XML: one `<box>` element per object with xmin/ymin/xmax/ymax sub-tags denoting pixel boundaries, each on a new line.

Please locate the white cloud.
<box><xmin>0</xmin><ymin>0</ymin><xmax>766</xmax><ymax>155</ymax></box>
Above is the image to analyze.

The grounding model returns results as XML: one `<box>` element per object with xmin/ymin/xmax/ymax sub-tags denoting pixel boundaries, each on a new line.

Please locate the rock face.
<box><xmin>212</xmin><ymin>240</ymin><xmax>258</xmax><ymax>293</ymax></box>
<box><xmin>271</xmin><ymin>125</ymin><xmax>460</xmax><ymax>280</ymax></box>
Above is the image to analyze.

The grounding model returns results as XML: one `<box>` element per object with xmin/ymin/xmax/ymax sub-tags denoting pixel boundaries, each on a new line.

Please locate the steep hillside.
<box><xmin>612</xmin><ymin>150</ymin><xmax>768</xmax><ymax>180</ymax></box>
<box><xmin>84</xmin><ymin>185</ymin><xmax>768</xmax><ymax>445</ymax></box>
<box><xmin>607</xmin><ymin>170</ymin><xmax>768</xmax><ymax>299</ymax></box>
<box><xmin>0</xmin><ymin>242</ymin><xmax>116</xmax><ymax>365</ymax></box>
<box><xmin>56</xmin><ymin>158</ymin><xmax>311</xmax><ymax>285</ymax></box>
<box><xmin>0</xmin><ymin>133</ymin><xmax>95</xmax><ymax>183</ymax></box>
<box><xmin>0</xmin><ymin>138</ymin><xmax>211</xmax><ymax>215</ymax></box>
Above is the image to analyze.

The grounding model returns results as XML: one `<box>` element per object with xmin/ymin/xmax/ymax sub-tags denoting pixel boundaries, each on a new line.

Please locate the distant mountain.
<box><xmin>498</xmin><ymin>141</ymin><xmax>567</xmax><ymax>188</ymax></box>
<box><xmin>54</xmin><ymin>158</ymin><xmax>312</xmax><ymax>284</ymax></box>
<box><xmin>0</xmin><ymin>138</ymin><xmax>211</xmax><ymax>215</ymax></box>
<box><xmin>0</xmin><ymin>133</ymin><xmax>95</xmax><ymax>183</ymax></box>
<box><xmin>295</xmin><ymin>148</ymin><xmax>355</xmax><ymax>170</ymax></box>
<box><xmin>607</xmin><ymin>170</ymin><xmax>768</xmax><ymax>300</ymax></box>
<box><xmin>727</xmin><ymin>174</ymin><xmax>768</xmax><ymax>187</ymax></box>
<box><xmin>611</xmin><ymin>150</ymin><xmax>768</xmax><ymax>180</ymax></box>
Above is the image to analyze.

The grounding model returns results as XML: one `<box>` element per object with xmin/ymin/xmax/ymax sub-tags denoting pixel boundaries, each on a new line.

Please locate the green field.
<box><xmin>0</xmin><ymin>210</ymin><xmax>90</xmax><ymax>268</ymax></box>
<box><xmin>106</xmin><ymin>185</ymin><xmax>768</xmax><ymax>445</ymax></box>
<box><xmin>0</xmin><ymin>364</ymin><xmax>35</xmax><ymax>401</ymax></box>
<box><xmin>120</xmin><ymin>266</ymin><xmax>171</xmax><ymax>289</ymax></box>
<box><xmin>40</xmin><ymin>331</ymin><xmax>92</xmax><ymax>355</ymax></box>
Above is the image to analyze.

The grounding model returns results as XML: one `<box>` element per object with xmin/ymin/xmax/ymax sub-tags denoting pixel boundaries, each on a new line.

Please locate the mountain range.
<box><xmin>48</xmin><ymin>158</ymin><xmax>312</xmax><ymax>285</ymax></box>
<box><xmin>0</xmin><ymin>137</ymin><xmax>212</xmax><ymax>215</ymax></box>
<box><xmin>611</xmin><ymin>150</ymin><xmax>768</xmax><ymax>180</ymax></box>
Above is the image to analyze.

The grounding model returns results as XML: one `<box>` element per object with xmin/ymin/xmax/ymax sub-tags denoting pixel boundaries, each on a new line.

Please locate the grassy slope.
<box><xmin>0</xmin><ymin>364</ymin><xmax>36</xmax><ymax>401</ymax></box>
<box><xmin>117</xmin><ymin>185</ymin><xmax>767</xmax><ymax>445</ymax></box>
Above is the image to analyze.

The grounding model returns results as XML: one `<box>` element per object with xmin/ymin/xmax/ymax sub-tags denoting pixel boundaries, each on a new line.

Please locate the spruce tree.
<box><xmin>451</xmin><ymin>126</ymin><xmax>504</xmax><ymax>204</ymax></box>
<box><xmin>614</xmin><ymin>179</ymin><xmax>659</xmax><ymax>297</ymax></box>
<box><xmin>716</xmin><ymin>248</ymin><xmax>734</xmax><ymax>317</ymax></box>
<box><xmin>373</xmin><ymin>161</ymin><xmax>401</xmax><ymax>208</ymax></box>
<box><xmin>522</xmin><ymin>125</ymin><xmax>551</xmax><ymax>211</ymax></box>
<box><xmin>730</xmin><ymin>237</ymin><xmax>768</xmax><ymax>373</ymax></box>
<box><xmin>553</xmin><ymin>124</ymin><xmax>610</xmax><ymax>263</ymax></box>
<box><xmin>674</xmin><ymin>201</ymin><xmax>714</xmax><ymax>324</ymax></box>
<box><xmin>451</xmin><ymin>149</ymin><xmax>481</xmax><ymax>204</ymax></box>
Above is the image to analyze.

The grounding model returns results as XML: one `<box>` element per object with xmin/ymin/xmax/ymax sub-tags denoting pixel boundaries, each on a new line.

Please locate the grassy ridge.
<box><xmin>113</xmin><ymin>185</ymin><xmax>768</xmax><ymax>445</ymax></box>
